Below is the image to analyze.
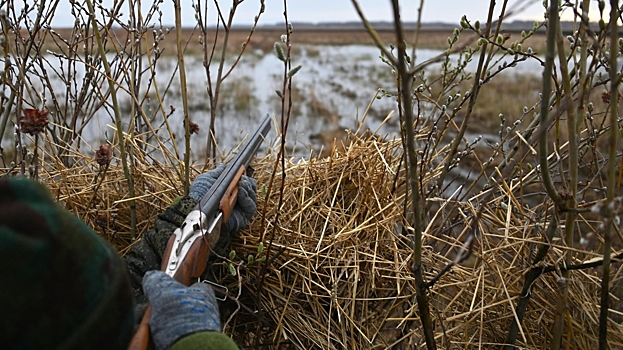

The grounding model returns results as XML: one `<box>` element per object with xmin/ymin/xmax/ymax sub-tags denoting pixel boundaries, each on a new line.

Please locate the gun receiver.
<box><xmin>128</xmin><ymin>114</ymin><xmax>271</xmax><ymax>350</ymax></box>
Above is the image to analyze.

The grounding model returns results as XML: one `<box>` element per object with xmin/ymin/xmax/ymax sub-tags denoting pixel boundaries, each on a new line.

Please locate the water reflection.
<box><xmin>3</xmin><ymin>45</ymin><xmax>547</xmax><ymax>161</ymax></box>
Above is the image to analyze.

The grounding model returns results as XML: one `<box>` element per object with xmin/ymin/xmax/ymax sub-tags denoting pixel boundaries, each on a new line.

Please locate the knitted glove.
<box><xmin>143</xmin><ymin>271</ymin><xmax>221</xmax><ymax>350</ymax></box>
<box><xmin>188</xmin><ymin>164</ymin><xmax>258</xmax><ymax>256</ymax></box>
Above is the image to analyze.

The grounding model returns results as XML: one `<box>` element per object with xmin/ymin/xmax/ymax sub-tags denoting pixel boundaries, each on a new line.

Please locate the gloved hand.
<box><xmin>189</xmin><ymin>164</ymin><xmax>258</xmax><ymax>256</ymax></box>
<box><xmin>143</xmin><ymin>270</ymin><xmax>220</xmax><ymax>350</ymax></box>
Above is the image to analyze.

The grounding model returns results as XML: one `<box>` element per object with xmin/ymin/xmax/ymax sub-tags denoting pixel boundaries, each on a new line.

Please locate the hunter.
<box><xmin>0</xmin><ymin>167</ymin><xmax>257</xmax><ymax>350</ymax></box>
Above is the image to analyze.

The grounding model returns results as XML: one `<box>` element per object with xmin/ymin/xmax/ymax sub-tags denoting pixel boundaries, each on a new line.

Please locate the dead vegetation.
<box><xmin>2</xmin><ymin>0</ymin><xmax>623</xmax><ymax>348</ymax></box>
<box><xmin>25</xmin><ymin>27</ymin><xmax>549</xmax><ymax>57</ymax></box>
<box><xmin>28</xmin><ymin>119</ymin><xmax>623</xmax><ymax>349</ymax></box>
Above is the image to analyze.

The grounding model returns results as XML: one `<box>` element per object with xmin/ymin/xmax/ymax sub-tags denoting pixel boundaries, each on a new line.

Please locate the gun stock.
<box><xmin>128</xmin><ymin>308</ymin><xmax>153</xmax><ymax>350</ymax></box>
<box><xmin>219</xmin><ymin>166</ymin><xmax>245</xmax><ymax>223</ymax></box>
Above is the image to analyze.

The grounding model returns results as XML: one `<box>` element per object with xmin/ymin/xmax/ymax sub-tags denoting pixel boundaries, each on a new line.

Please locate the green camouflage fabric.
<box><xmin>125</xmin><ymin>195</ymin><xmax>199</xmax><ymax>321</ymax></box>
<box><xmin>170</xmin><ymin>332</ymin><xmax>239</xmax><ymax>350</ymax></box>
<box><xmin>0</xmin><ymin>177</ymin><xmax>134</xmax><ymax>350</ymax></box>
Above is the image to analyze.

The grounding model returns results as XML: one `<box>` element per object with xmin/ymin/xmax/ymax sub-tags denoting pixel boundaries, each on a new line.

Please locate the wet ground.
<box><xmin>4</xmin><ymin>44</ymin><xmax>546</xmax><ymax>162</ymax></box>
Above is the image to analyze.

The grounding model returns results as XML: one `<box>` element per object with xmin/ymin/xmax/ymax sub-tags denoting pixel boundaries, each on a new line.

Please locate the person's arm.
<box><xmin>126</xmin><ymin>165</ymin><xmax>258</xmax><ymax>288</ymax></box>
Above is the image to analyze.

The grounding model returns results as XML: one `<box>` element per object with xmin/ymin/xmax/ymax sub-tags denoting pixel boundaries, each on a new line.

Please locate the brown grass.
<box><xmin>24</xmin><ymin>26</ymin><xmax>549</xmax><ymax>57</ymax></box>
<box><xmin>4</xmin><ymin>16</ymin><xmax>617</xmax><ymax>349</ymax></box>
<box><xmin>23</xmin><ymin>115</ymin><xmax>623</xmax><ymax>349</ymax></box>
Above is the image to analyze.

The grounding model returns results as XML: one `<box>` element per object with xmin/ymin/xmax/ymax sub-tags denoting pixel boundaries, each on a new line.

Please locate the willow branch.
<box><xmin>84</xmin><ymin>0</ymin><xmax>136</xmax><ymax>238</ymax></box>
<box><xmin>599</xmin><ymin>1</ymin><xmax>619</xmax><ymax>348</ymax></box>
<box><xmin>538</xmin><ymin>0</ymin><xmax>564</xmax><ymax>208</ymax></box>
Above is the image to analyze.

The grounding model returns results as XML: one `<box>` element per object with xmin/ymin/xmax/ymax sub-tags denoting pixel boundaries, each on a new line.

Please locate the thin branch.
<box><xmin>206</xmin><ymin>0</ymin><xmax>239</xmax><ymax>161</ymax></box>
<box><xmin>174</xmin><ymin>0</ymin><xmax>191</xmax><ymax>195</ymax></box>
<box><xmin>540</xmin><ymin>251</ymin><xmax>623</xmax><ymax>274</ymax></box>
<box><xmin>410</xmin><ymin>0</ymin><xmax>424</xmax><ymax>64</ymax></box>
<box><xmin>553</xmin><ymin>4</ymin><xmax>579</xmax><ymax>346</ymax></box>
<box><xmin>599</xmin><ymin>1</ymin><xmax>619</xmax><ymax>348</ymax></box>
<box><xmin>221</xmin><ymin>1</ymin><xmax>265</xmax><ymax>81</ymax></box>
<box><xmin>505</xmin><ymin>212</ymin><xmax>559</xmax><ymax>348</ymax></box>
<box><xmin>389</xmin><ymin>0</ymin><xmax>435</xmax><ymax>348</ymax></box>
<box><xmin>350</xmin><ymin>0</ymin><xmax>397</xmax><ymax>65</ymax></box>
<box><xmin>435</xmin><ymin>0</ymin><xmax>497</xmax><ymax>193</ymax></box>
<box><xmin>84</xmin><ymin>0</ymin><xmax>137</xmax><ymax>239</ymax></box>
<box><xmin>538</xmin><ymin>0</ymin><xmax>564</xmax><ymax>208</ymax></box>
<box><xmin>426</xmin><ymin>208</ymin><xmax>481</xmax><ymax>288</ymax></box>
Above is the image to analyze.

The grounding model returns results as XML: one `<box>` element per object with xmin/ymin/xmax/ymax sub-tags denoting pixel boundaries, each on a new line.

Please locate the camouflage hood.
<box><xmin>0</xmin><ymin>177</ymin><xmax>134</xmax><ymax>350</ymax></box>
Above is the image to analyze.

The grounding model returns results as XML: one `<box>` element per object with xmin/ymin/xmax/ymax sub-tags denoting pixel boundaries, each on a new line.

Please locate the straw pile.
<box><xmin>40</xmin><ymin>140</ymin><xmax>186</xmax><ymax>250</ymax></box>
<box><xmin>38</xmin><ymin>129</ymin><xmax>623</xmax><ymax>349</ymax></box>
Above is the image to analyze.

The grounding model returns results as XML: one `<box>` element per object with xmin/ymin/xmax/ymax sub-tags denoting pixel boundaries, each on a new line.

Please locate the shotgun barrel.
<box><xmin>196</xmin><ymin>114</ymin><xmax>272</xmax><ymax>226</ymax></box>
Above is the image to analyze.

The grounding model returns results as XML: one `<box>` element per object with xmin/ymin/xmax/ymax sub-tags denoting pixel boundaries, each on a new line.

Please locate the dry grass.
<box><xmin>2</xmin><ymin>2</ymin><xmax>620</xmax><ymax>348</ymax></box>
<box><xmin>27</xmin><ymin>118</ymin><xmax>623</xmax><ymax>349</ymax></box>
<box><xmin>225</xmin><ymin>134</ymin><xmax>622</xmax><ymax>349</ymax></box>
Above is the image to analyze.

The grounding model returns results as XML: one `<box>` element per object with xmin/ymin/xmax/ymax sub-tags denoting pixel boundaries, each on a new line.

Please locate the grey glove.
<box><xmin>188</xmin><ymin>164</ymin><xmax>258</xmax><ymax>256</ymax></box>
<box><xmin>143</xmin><ymin>270</ymin><xmax>220</xmax><ymax>350</ymax></box>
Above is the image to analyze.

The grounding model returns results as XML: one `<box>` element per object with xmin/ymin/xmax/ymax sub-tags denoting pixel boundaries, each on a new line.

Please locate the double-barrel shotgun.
<box><xmin>128</xmin><ymin>114</ymin><xmax>271</xmax><ymax>350</ymax></box>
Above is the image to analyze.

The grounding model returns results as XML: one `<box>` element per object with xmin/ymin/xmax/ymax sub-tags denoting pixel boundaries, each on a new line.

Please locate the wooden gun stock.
<box><xmin>127</xmin><ymin>221</ymin><xmax>216</xmax><ymax>350</ymax></box>
<box><xmin>160</xmin><ymin>228</ymin><xmax>213</xmax><ymax>282</ymax></box>
<box><xmin>127</xmin><ymin>168</ymin><xmax>246</xmax><ymax>350</ymax></box>
<box><xmin>128</xmin><ymin>307</ymin><xmax>152</xmax><ymax>350</ymax></box>
<box><xmin>219</xmin><ymin>166</ymin><xmax>244</xmax><ymax>223</ymax></box>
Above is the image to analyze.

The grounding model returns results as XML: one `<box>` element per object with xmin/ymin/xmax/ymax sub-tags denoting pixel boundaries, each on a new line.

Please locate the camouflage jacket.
<box><xmin>125</xmin><ymin>195</ymin><xmax>199</xmax><ymax>321</ymax></box>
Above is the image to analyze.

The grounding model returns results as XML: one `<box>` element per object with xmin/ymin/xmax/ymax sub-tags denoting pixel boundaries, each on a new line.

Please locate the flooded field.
<box><xmin>4</xmin><ymin>43</ymin><xmax>549</xmax><ymax>163</ymax></box>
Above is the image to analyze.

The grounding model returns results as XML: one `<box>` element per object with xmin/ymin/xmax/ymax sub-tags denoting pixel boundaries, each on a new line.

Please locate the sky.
<box><xmin>12</xmin><ymin>0</ymin><xmax>613</xmax><ymax>28</ymax></box>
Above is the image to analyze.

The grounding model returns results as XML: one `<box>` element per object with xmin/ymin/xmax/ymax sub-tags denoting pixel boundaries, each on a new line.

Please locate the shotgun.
<box><xmin>128</xmin><ymin>114</ymin><xmax>271</xmax><ymax>350</ymax></box>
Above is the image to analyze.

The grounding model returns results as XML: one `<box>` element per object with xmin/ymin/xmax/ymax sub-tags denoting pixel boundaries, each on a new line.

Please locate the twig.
<box><xmin>84</xmin><ymin>0</ymin><xmax>137</xmax><ymax>239</ymax></box>
<box><xmin>350</xmin><ymin>0</ymin><xmax>397</xmax><ymax>65</ymax></box>
<box><xmin>481</xmin><ymin>0</ymin><xmax>509</xmax><ymax>83</ymax></box>
<box><xmin>386</xmin><ymin>0</ymin><xmax>436</xmax><ymax>348</ymax></box>
<box><xmin>599</xmin><ymin>1</ymin><xmax>619</xmax><ymax>348</ymax></box>
<box><xmin>255</xmin><ymin>2</ymin><xmax>295</xmax><ymax>347</ymax></box>
<box><xmin>426</xmin><ymin>206</ymin><xmax>482</xmax><ymax>288</ymax></box>
<box><xmin>505</xmin><ymin>211</ymin><xmax>559</xmax><ymax>348</ymax></box>
<box><xmin>410</xmin><ymin>0</ymin><xmax>424</xmax><ymax>63</ymax></box>
<box><xmin>206</xmin><ymin>0</ymin><xmax>240</xmax><ymax>161</ymax></box>
<box><xmin>553</xmin><ymin>4</ymin><xmax>579</xmax><ymax>346</ymax></box>
<box><xmin>173</xmin><ymin>0</ymin><xmax>191</xmax><ymax>195</ymax></box>
<box><xmin>538</xmin><ymin>0</ymin><xmax>564</xmax><ymax>208</ymax></box>
<box><xmin>540</xmin><ymin>251</ymin><xmax>623</xmax><ymax>274</ymax></box>
<box><xmin>0</xmin><ymin>11</ymin><xmax>15</xmax><ymax>151</ymax></box>
<box><xmin>435</xmin><ymin>0</ymin><xmax>496</xmax><ymax>193</ymax></box>
<box><xmin>221</xmin><ymin>1</ymin><xmax>265</xmax><ymax>81</ymax></box>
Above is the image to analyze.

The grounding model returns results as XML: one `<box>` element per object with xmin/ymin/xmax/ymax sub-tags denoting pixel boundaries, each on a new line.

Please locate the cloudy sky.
<box><xmin>13</xmin><ymin>0</ymin><xmax>611</xmax><ymax>27</ymax></box>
